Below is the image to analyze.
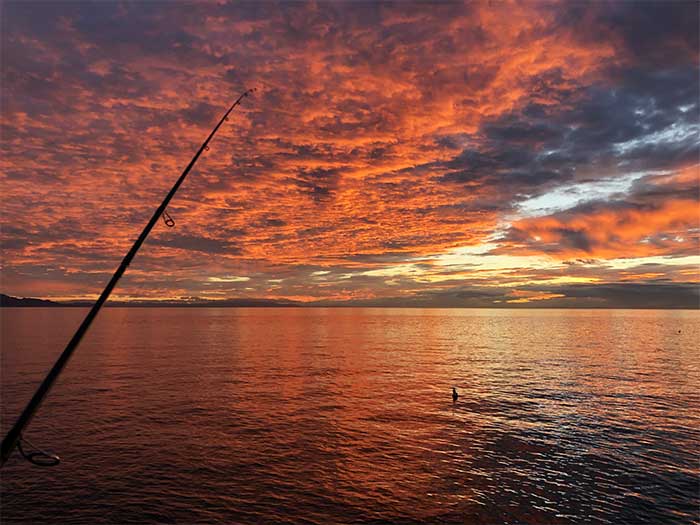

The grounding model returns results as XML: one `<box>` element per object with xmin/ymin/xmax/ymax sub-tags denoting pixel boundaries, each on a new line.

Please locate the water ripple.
<box><xmin>1</xmin><ymin>308</ymin><xmax>698</xmax><ymax>524</ymax></box>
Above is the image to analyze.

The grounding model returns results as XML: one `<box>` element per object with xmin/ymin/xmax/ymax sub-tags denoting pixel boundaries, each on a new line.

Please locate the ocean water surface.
<box><xmin>1</xmin><ymin>307</ymin><xmax>698</xmax><ymax>524</ymax></box>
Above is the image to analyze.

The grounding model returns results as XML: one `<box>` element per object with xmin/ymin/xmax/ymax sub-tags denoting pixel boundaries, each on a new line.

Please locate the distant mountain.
<box><xmin>4</xmin><ymin>287</ymin><xmax>696</xmax><ymax>309</ymax></box>
<box><xmin>0</xmin><ymin>294</ymin><xmax>302</xmax><ymax>308</ymax></box>
<box><xmin>100</xmin><ymin>298</ymin><xmax>303</xmax><ymax>308</ymax></box>
<box><xmin>0</xmin><ymin>294</ymin><xmax>61</xmax><ymax>307</ymax></box>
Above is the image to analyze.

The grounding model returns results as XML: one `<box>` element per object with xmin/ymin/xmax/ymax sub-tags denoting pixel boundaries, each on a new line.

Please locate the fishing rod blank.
<box><xmin>1</xmin><ymin>88</ymin><xmax>256</xmax><ymax>468</ymax></box>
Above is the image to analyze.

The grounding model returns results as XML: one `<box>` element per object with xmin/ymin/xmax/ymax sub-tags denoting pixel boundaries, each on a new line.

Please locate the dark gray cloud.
<box><xmin>149</xmin><ymin>234</ymin><xmax>241</xmax><ymax>255</ymax></box>
<box><xmin>557</xmin><ymin>1</ymin><xmax>699</xmax><ymax>67</ymax></box>
<box><xmin>437</xmin><ymin>61</ymin><xmax>699</xmax><ymax>217</ymax></box>
<box><xmin>551</xmin><ymin>282</ymin><xmax>699</xmax><ymax>309</ymax></box>
<box><xmin>314</xmin><ymin>282</ymin><xmax>699</xmax><ymax>309</ymax></box>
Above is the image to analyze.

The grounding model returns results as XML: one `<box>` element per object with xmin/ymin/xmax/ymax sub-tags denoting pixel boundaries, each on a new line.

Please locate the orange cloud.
<box><xmin>500</xmin><ymin>196</ymin><xmax>699</xmax><ymax>260</ymax></box>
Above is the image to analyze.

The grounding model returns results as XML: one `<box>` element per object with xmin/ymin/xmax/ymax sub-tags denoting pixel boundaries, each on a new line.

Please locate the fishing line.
<box><xmin>17</xmin><ymin>435</ymin><xmax>60</xmax><ymax>467</ymax></box>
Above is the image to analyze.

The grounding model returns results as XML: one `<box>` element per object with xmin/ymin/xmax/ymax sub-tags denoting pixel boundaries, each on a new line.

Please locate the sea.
<box><xmin>1</xmin><ymin>307</ymin><xmax>698</xmax><ymax>524</ymax></box>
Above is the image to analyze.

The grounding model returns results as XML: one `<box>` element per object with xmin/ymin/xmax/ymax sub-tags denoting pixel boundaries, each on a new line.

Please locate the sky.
<box><xmin>1</xmin><ymin>1</ymin><xmax>698</xmax><ymax>307</ymax></box>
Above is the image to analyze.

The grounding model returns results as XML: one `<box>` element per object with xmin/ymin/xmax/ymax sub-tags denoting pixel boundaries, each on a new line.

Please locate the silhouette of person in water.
<box><xmin>452</xmin><ymin>387</ymin><xmax>459</xmax><ymax>402</ymax></box>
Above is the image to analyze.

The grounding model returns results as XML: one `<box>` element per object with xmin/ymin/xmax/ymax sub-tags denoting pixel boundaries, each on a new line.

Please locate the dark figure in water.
<box><xmin>452</xmin><ymin>387</ymin><xmax>459</xmax><ymax>402</ymax></box>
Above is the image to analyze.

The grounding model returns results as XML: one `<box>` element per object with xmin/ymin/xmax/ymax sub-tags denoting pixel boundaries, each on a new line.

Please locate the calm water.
<box><xmin>1</xmin><ymin>308</ymin><xmax>698</xmax><ymax>524</ymax></box>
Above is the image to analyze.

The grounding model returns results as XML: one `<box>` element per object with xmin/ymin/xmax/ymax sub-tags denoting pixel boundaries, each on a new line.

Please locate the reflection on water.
<box><xmin>1</xmin><ymin>308</ymin><xmax>699</xmax><ymax>524</ymax></box>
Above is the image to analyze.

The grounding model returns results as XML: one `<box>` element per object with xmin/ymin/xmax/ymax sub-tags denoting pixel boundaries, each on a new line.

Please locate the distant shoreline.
<box><xmin>0</xmin><ymin>294</ymin><xmax>299</xmax><ymax>308</ymax></box>
<box><xmin>1</xmin><ymin>294</ymin><xmax>697</xmax><ymax>310</ymax></box>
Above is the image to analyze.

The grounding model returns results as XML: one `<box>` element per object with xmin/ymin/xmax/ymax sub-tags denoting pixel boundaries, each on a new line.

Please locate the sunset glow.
<box><xmin>1</xmin><ymin>1</ymin><xmax>698</xmax><ymax>307</ymax></box>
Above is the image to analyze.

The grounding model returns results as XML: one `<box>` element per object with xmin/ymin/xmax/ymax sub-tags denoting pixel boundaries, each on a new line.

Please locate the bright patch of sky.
<box><xmin>356</xmin><ymin>248</ymin><xmax>700</xmax><ymax>287</ymax></box>
<box><xmin>362</xmin><ymin>264</ymin><xmax>425</xmax><ymax>277</ymax></box>
<box><xmin>605</xmin><ymin>254</ymin><xmax>700</xmax><ymax>270</ymax></box>
<box><xmin>206</xmin><ymin>275</ymin><xmax>250</xmax><ymax>283</ymax></box>
<box><xmin>515</xmin><ymin>171</ymin><xmax>652</xmax><ymax>218</ymax></box>
<box><xmin>357</xmin><ymin>244</ymin><xmax>557</xmax><ymax>282</ymax></box>
<box><xmin>613</xmin><ymin>121</ymin><xmax>699</xmax><ymax>155</ymax></box>
<box><xmin>433</xmin><ymin>243</ymin><xmax>555</xmax><ymax>270</ymax></box>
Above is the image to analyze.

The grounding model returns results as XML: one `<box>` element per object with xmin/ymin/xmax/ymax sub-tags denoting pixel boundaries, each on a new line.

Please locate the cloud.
<box><xmin>312</xmin><ymin>282</ymin><xmax>698</xmax><ymax>309</ymax></box>
<box><xmin>1</xmin><ymin>1</ymin><xmax>697</xmax><ymax>303</ymax></box>
<box><xmin>496</xmin><ymin>168</ymin><xmax>699</xmax><ymax>259</ymax></box>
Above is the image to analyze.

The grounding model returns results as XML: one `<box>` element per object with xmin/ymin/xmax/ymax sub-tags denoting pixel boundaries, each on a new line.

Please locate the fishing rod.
<box><xmin>1</xmin><ymin>88</ymin><xmax>256</xmax><ymax>468</ymax></box>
